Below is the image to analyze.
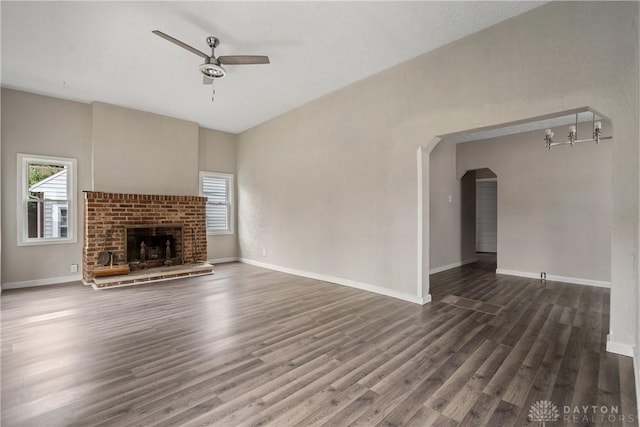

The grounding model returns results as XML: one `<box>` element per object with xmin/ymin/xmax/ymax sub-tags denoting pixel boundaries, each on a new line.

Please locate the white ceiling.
<box><xmin>1</xmin><ymin>1</ymin><xmax>544</xmax><ymax>134</ymax></box>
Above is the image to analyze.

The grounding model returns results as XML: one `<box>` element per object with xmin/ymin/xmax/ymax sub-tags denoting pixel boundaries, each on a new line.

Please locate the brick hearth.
<box><xmin>83</xmin><ymin>191</ymin><xmax>208</xmax><ymax>282</ymax></box>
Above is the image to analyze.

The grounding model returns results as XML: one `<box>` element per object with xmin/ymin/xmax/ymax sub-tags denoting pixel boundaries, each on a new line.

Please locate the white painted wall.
<box><xmin>238</xmin><ymin>2</ymin><xmax>638</xmax><ymax>350</ymax></box>
<box><xmin>198</xmin><ymin>127</ymin><xmax>239</xmax><ymax>261</ymax></box>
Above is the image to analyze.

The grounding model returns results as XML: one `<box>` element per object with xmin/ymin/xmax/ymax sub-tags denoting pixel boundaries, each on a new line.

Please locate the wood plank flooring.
<box><xmin>1</xmin><ymin>254</ymin><xmax>637</xmax><ymax>426</ymax></box>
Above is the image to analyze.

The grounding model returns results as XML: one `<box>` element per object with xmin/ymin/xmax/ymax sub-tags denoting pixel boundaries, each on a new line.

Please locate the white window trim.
<box><xmin>199</xmin><ymin>171</ymin><xmax>234</xmax><ymax>236</ymax></box>
<box><xmin>17</xmin><ymin>153</ymin><xmax>77</xmax><ymax>246</ymax></box>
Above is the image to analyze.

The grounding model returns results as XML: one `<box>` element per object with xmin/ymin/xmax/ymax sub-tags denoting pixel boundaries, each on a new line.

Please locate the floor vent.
<box><xmin>440</xmin><ymin>294</ymin><xmax>503</xmax><ymax>315</ymax></box>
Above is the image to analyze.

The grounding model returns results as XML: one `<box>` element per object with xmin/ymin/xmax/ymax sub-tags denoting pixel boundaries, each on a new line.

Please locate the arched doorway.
<box><xmin>420</xmin><ymin>108</ymin><xmax>612</xmax><ymax>303</ymax></box>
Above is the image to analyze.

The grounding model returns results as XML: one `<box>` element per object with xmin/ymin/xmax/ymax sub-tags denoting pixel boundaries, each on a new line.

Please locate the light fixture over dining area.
<box><xmin>544</xmin><ymin>112</ymin><xmax>612</xmax><ymax>150</ymax></box>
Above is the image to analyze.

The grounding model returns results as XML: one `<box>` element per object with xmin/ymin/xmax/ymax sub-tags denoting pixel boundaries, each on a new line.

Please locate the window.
<box><xmin>58</xmin><ymin>207</ymin><xmax>68</xmax><ymax>238</ymax></box>
<box><xmin>17</xmin><ymin>154</ymin><xmax>77</xmax><ymax>245</ymax></box>
<box><xmin>200</xmin><ymin>171</ymin><xmax>234</xmax><ymax>235</ymax></box>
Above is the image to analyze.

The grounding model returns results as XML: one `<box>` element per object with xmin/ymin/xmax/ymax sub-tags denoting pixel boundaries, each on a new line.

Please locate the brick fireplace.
<box><xmin>83</xmin><ymin>191</ymin><xmax>208</xmax><ymax>282</ymax></box>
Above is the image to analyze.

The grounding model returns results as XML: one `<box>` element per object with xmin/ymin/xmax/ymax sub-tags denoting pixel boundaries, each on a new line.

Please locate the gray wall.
<box><xmin>1</xmin><ymin>89</ymin><xmax>92</xmax><ymax>284</ymax></box>
<box><xmin>428</xmin><ymin>155</ymin><xmax>493</xmax><ymax>271</ymax></box>
<box><xmin>238</xmin><ymin>2</ymin><xmax>638</xmax><ymax>348</ymax></box>
<box><xmin>429</xmin><ymin>140</ymin><xmax>463</xmax><ymax>270</ymax></box>
<box><xmin>1</xmin><ymin>90</ymin><xmax>240</xmax><ymax>285</ymax></box>
<box><xmin>92</xmin><ymin>102</ymin><xmax>199</xmax><ymax>196</ymax></box>
<box><xmin>457</xmin><ymin>122</ymin><xmax>612</xmax><ymax>282</ymax></box>
<box><xmin>460</xmin><ymin>171</ymin><xmax>477</xmax><ymax>262</ymax></box>
<box><xmin>198</xmin><ymin>127</ymin><xmax>239</xmax><ymax>261</ymax></box>
<box><xmin>238</xmin><ymin>87</ymin><xmax>413</xmax><ymax>294</ymax></box>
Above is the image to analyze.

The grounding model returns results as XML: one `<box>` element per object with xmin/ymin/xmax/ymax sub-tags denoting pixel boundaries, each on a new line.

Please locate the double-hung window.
<box><xmin>199</xmin><ymin>171</ymin><xmax>234</xmax><ymax>235</ymax></box>
<box><xmin>17</xmin><ymin>153</ymin><xmax>77</xmax><ymax>245</ymax></box>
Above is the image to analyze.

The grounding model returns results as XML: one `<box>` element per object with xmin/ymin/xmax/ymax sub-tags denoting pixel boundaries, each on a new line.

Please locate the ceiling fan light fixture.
<box><xmin>199</xmin><ymin>62</ymin><xmax>226</xmax><ymax>79</ymax></box>
<box><xmin>152</xmin><ymin>30</ymin><xmax>269</xmax><ymax>96</ymax></box>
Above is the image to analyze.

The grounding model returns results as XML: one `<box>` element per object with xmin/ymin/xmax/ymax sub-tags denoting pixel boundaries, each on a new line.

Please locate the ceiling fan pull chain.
<box><xmin>211</xmin><ymin>79</ymin><xmax>216</xmax><ymax>102</ymax></box>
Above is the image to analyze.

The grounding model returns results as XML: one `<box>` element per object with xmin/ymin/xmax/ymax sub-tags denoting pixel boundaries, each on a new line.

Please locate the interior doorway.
<box><xmin>460</xmin><ymin>167</ymin><xmax>497</xmax><ymax>271</ymax></box>
<box><xmin>420</xmin><ymin>107</ymin><xmax>613</xmax><ymax>307</ymax></box>
<box><xmin>476</xmin><ymin>180</ymin><xmax>497</xmax><ymax>253</ymax></box>
<box><xmin>474</xmin><ymin>169</ymin><xmax>497</xmax><ymax>254</ymax></box>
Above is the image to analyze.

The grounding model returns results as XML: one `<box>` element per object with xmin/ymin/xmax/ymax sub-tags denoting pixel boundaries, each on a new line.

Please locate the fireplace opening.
<box><xmin>125</xmin><ymin>224</ymin><xmax>183</xmax><ymax>270</ymax></box>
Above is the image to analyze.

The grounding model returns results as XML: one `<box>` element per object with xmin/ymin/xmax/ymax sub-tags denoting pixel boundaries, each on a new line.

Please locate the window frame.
<box><xmin>199</xmin><ymin>171</ymin><xmax>234</xmax><ymax>236</ymax></box>
<box><xmin>17</xmin><ymin>153</ymin><xmax>77</xmax><ymax>246</ymax></box>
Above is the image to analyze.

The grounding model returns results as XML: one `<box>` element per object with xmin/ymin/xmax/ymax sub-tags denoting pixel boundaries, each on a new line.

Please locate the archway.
<box><xmin>418</xmin><ymin>107</ymin><xmax>612</xmax><ymax>308</ymax></box>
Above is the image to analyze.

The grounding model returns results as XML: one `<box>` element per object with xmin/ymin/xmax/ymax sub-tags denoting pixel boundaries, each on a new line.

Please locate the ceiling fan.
<box><xmin>152</xmin><ymin>30</ymin><xmax>270</xmax><ymax>86</ymax></box>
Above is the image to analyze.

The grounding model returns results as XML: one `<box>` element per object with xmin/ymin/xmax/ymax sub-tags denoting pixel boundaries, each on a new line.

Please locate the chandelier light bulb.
<box><xmin>543</xmin><ymin>113</ymin><xmax>610</xmax><ymax>149</ymax></box>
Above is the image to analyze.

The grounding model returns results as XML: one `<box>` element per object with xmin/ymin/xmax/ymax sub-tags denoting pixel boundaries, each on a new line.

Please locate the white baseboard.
<box><xmin>2</xmin><ymin>274</ymin><xmax>83</xmax><ymax>290</ymax></box>
<box><xmin>208</xmin><ymin>257</ymin><xmax>239</xmax><ymax>264</ymax></box>
<box><xmin>606</xmin><ymin>334</ymin><xmax>635</xmax><ymax>357</ymax></box>
<box><xmin>429</xmin><ymin>258</ymin><xmax>477</xmax><ymax>274</ymax></box>
<box><xmin>417</xmin><ymin>294</ymin><xmax>432</xmax><ymax>304</ymax></box>
<box><xmin>239</xmin><ymin>258</ymin><xmax>425</xmax><ymax>305</ymax></box>
<box><xmin>495</xmin><ymin>269</ymin><xmax>611</xmax><ymax>288</ymax></box>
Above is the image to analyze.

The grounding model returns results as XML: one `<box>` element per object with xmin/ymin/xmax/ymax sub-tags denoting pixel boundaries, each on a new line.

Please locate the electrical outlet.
<box><xmin>70</xmin><ymin>264</ymin><xmax>78</xmax><ymax>273</ymax></box>
<box><xmin>262</xmin><ymin>248</ymin><xmax>267</xmax><ymax>257</ymax></box>
<box><xmin>448</xmin><ymin>195</ymin><xmax>452</xmax><ymax>203</ymax></box>
<box><xmin>540</xmin><ymin>272</ymin><xmax>546</xmax><ymax>280</ymax></box>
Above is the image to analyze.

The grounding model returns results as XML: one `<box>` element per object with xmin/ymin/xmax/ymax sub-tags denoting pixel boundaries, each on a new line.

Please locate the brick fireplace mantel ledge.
<box><xmin>83</xmin><ymin>191</ymin><xmax>209</xmax><ymax>285</ymax></box>
<box><xmin>83</xmin><ymin>191</ymin><xmax>207</xmax><ymax>202</ymax></box>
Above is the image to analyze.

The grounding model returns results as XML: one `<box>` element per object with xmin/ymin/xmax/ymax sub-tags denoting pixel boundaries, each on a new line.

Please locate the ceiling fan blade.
<box><xmin>218</xmin><ymin>55</ymin><xmax>270</xmax><ymax>65</ymax></box>
<box><xmin>152</xmin><ymin>30</ymin><xmax>209</xmax><ymax>59</ymax></box>
<box><xmin>203</xmin><ymin>76</ymin><xmax>214</xmax><ymax>85</ymax></box>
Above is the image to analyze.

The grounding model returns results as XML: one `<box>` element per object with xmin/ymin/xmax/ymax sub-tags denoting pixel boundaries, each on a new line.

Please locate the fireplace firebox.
<box><xmin>125</xmin><ymin>224</ymin><xmax>183</xmax><ymax>269</ymax></box>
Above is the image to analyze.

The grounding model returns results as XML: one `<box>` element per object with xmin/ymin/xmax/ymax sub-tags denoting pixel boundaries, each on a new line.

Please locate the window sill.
<box><xmin>17</xmin><ymin>237</ymin><xmax>77</xmax><ymax>247</ymax></box>
<box><xmin>207</xmin><ymin>230</ymin><xmax>234</xmax><ymax>236</ymax></box>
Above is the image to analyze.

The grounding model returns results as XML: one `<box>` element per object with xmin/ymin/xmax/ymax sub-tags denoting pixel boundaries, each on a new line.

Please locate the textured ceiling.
<box><xmin>1</xmin><ymin>1</ymin><xmax>544</xmax><ymax>134</ymax></box>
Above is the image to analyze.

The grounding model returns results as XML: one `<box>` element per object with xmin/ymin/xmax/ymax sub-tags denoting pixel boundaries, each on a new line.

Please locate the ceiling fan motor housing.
<box><xmin>200</xmin><ymin>57</ymin><xmax>226</xmax><ymax>79</ymax></box>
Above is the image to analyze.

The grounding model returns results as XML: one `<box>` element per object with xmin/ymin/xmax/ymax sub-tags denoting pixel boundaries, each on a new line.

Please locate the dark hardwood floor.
<box><xmin>2</xmin><ymin>255</ymin><xmax>637</xmax><ymax>426</ymax></box>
